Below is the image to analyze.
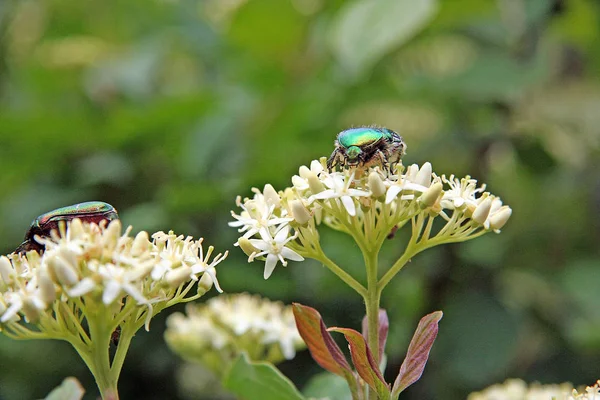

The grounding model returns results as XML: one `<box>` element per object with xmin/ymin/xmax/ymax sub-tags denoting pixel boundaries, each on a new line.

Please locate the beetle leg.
<box><xmin>327</xmin><ymin>148</ymin><xmax>344</xmax><ymax>171</ymax></box>
<box><xmin>371</xmin><ymin>149</ymin><xmax>390</xmax><ymax>172</ymax></box>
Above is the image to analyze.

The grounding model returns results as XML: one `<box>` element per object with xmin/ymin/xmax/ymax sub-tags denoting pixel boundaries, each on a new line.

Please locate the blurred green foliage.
<box><xmin>1</xmin><ymin>0</ymin><xmax>599</xmax><ymax>399</ymax></box>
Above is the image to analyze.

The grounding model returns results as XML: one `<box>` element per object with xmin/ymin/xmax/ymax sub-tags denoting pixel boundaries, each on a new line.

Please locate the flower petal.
<box><xmin>263</xmin><ymin>254</ymin><xmax>279</xmax><ymax>279</ymax></box>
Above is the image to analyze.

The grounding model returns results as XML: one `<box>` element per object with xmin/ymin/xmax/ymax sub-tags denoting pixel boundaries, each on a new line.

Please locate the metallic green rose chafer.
<box><xmin>14</xmin><ymin>201</ymin><xmax>119</xmax><ymax>254</ymax></box>
<box><xmin>327</xmin><ymin>127</ymin><xmax>406</xmax><ymax>172</ymax></box>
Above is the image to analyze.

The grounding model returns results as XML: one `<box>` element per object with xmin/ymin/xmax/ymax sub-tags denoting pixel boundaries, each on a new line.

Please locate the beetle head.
<box><xmin>346</xmin><ymin>146</ymin><xmax>362</xmax><ymax>165</ymax></box>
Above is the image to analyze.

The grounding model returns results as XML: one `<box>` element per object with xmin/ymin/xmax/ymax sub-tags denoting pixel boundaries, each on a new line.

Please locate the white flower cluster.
<box><xmin>0</xmin><ymin>219</ymin><xmax>227</xmax><ymax>333</ymax></box>
<box><xmin>230</xmin><ymin>158</ymin><xmax>512</xmax><ymax>279</ymax></box>
<box><xmin>165</xmin><ymin>293</ymin><xmax>304</xmax><ymax>368</ymax></box>
<box><xmin>468</xmin><ymin>379</ymin><xmax>600</xmax><ymax>400</ymax></box>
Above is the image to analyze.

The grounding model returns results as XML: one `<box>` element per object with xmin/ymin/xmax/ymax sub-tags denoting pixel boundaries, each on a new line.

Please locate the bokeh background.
<box><xmin>1</xmin><ymin>0</ymin><xmax>599</xmax><ymax>399</ymax></box>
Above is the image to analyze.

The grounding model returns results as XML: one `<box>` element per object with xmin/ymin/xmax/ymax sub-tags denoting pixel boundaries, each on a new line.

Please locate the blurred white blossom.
<box><xmin>468</xmin><ymin>379</ymin><xmax>600</xmax><ymax>400</ymax></box>
<box><xmin>165</xmin><ymin>293</ymin><xmax>305</xmax><ymax>375</ymax></box>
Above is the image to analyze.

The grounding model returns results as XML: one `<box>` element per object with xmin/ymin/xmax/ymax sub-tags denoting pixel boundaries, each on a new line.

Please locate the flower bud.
<box><xmin>104</xmin><ymin>219</ymin><xmax>122</xmax><ymax>248</ymax></box>
<box><xmin>69</xmin><ymin>218</ymin><xmax>85</xmax><ymax>238</ymax></box>
<box><xmin>0</xmin><ymin>256</ymin><xmax>14</xmax><ymax>285</ymax></box>
<box><xmin>290</xmin><ymin>200</ymin><xmax>311</xmax><ymax>225</ymax></box>
<box><xmin>489</xmin><ymin>206</ymin><xmax>512</xmax><ymax>231</ymax></box>
<box><xmin>198</xmin><ymin>270</ymin><xmax>215</xmax><ymax>294</ymax></box>
<box><xmin>307</xmin><ymin>172</ymin><xmax>325</xmax><ymax>194</ymax></box>
<box><xmin>237</xmin><ymin>238</ymin><xmax>259</xmax><ymax>258</ymax></box>
<box><xmin>263</xmin><ymin>184</ymin><xmax>281</xmax><ymax>207</ymax></box>
<box><xmin>298</xmin><ymin>165</ymin><xmax>311</xmax><ymax>179</ymax></box>
<box><xmin>131</xmin><ymin>231</ymin><xmax>151</xmax><ymax>256</ymax></box>
<box><xmin>0</xmin><ymin>298</ymin><xmax>6</xmax><ymax>316</ymax></box>
<box><xmin>166</xmin><ymin>266</ymin><xmax>192</xmax><ymax>288</ymax></box>
<box><xmin>473</xmin><ymin>197</ymin><xmax>493</xmax><ymax>225</ymax></box>
<box><xmin>419</xmin><ymin>182</ymin><xmax>443</xmax><ymax>209</ymax></box>
<box><xmin>368</xmin><ymin>172</ymin><xmax>386</xmax><ymax>198</ymax></box>
<box><xmin>22</xmin><ymin>298</ymin><xmax>41</xmax><ymax>323</ymax></box>
<box><xmin>415</xmin><ymin>162</ymin><xmax>432</xmax><ymax>187</ymax></box>
<box><xmin>405</xmin><ymin>164</ymin><xmax>419</xmax><ymax>181</ymax></box>
<box><xmin>38</xmin><ymin>265</ymin><xmax>57</xmax><ymax>304</ymax></box>
<box><xmin>48</xmin><ymin>256</ymin><xmax>79</xmax><ymax>287</ymax></box>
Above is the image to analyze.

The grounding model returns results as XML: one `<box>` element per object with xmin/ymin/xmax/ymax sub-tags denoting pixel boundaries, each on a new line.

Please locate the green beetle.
<box><xmin>326</xmin><ymin>127</ymin><xmax>406</xmax><ymax>172</ymax></box>
<box><xmin>14</xmin><ymin>201</ymin><xmax>119</xmax><ymax>254</ymax></box>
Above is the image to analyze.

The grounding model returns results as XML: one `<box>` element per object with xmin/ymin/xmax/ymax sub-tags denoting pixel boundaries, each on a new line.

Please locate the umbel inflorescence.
<box><xmin>165</xmin><ymin>292</ymin><xmax>305</xmax><ymax>375</ymax></box>
<box><xmin>468</xmin><ymin>379</ymin><xmax>600</xmax><ymax>400</ymax></box>
<box><xmin>0</xmin><ymin>218</ymin><xmax>227</xmax><ymax>398</ymax></box>
<box><xmin>230</xmin><ymin>158</ymin><xmax>512</xmax><ymax>288</ymax></box>
<box><xmin>0</xmin><ymin>219</ymin><xmax>226</xmax><ymax>332</ymax></box>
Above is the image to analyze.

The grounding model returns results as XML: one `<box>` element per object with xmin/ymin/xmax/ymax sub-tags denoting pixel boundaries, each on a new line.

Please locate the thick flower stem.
<box><xmin>364</xmin><ymin>249</ymin><xmax>381</xmax><ymax>400</ymax></box>
<box><xmin>86</xmin><ymin>312</ymin><xmax>120</xmax><ymax>400</ymax></box>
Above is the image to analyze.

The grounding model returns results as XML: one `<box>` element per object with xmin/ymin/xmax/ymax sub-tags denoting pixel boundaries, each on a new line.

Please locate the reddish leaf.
<box><xmin>392</xmin><ymin>311</ymin><xmax>443</xmax><ymax>397</ymax></box>
<box><xmin>329</xmin><ymin>327</ymin><xmax>390</xmax><ymax>399</ymax></box>
<box><xmin>292</xmin><ymin>304</ymin><xmax>352</xmax><ymax>376</ymax></box>
<box><xmin>361</xmin><ymin>309</ymin><xmax>389</xmax><ymax>362</ymax></box>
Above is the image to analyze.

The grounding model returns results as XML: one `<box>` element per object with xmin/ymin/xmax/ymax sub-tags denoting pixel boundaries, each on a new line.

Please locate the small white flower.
<box><xmin>309</xmin><ymin>172</ymin><xmax>370</xmax><ymax>216</ymax></box>
<box><xmin>293</xmin><ymin>160</ymin><xmax>326</xmax><ymax>192</ymax></box>
<box><xmin>440</xmin><ymin>175</ymin><xmax>485</xmax><ymax>210</ymax></box>
<box><xmin>188</xmin><ymin>243</ymin><xmax>226</xmax><ymax>293</ymax></box>
<box><xmin>98</xmin><ymin>262</ymin><xmax>150</xmax><ymax>305</ymax></box>
<box><xmin>249</xmin><ymin>225</ymin><xmax>304</xmax><ymax>279</ymax></box>
<box><xmin>229</xmin><ymin>194</ymin><xmax>293</xmax><ymax>239</ymax></box>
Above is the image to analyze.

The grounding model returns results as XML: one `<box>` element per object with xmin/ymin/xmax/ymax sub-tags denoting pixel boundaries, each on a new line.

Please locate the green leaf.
<box><xmin>222</xmin><ymin>353</ymin><xmax>305</xmax><ymax>400</ymax></box>
<box><xmin>329</xmin><ymin>327</ymin><xmax>390</xmax><ymax>400</ymax></box>
<box><xmin>330</xmin><ymin>0</ymin><xmax>438</xmax><ymax>78</ymax></box>
<box><xmin>302</xmin><ymin>372</ymin><xmax>352</xmax><ymax>400</ymax></box>
<box><xmin>391</xmin><ymin>311</ymin><xmax>442</xmax><ymax>397</ymax></box>
<box><xmin>42</xmin><ymin>377</ymin><xmax>85</xmax><ymax>400</ymax></box>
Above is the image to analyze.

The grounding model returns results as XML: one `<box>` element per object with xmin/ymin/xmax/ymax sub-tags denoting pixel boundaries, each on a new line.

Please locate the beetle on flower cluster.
<box><xmin>14</xmin><ymin>201</ymin><xmax>119</xmax><ymax>254</ymax></box>
<box><xmin>327</xmin><ymin>126</ymin><xmax>406</xmax><ymax>172</ymax></box>
<box><xmin>229</xmin><ymin>129</ymin><xmax>512</xmax><ymax>399</ymax></box>
<box><xmin>0</xmin><ymin>217</ymin><xmax>227</xmax><ymax>399</ymax></box>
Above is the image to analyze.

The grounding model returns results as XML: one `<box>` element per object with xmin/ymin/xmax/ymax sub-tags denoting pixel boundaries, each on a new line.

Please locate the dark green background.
<box><xmin>1</xmin><ymin>0</ymin><xmax>599</xmax><ymax>399</ymax></box>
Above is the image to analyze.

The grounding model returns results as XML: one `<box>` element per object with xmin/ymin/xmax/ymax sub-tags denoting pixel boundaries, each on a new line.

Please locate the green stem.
<box><xmin>109</xmin><ymin>327</ymin><xmax>133</xmax><ymax>384</ymax></box>
<box><xmin>377</xmin><ymin>246</ymin><xmax>417</xmax><ymax>293</ymax></box>
<box><xmin>364</xmin><ymin>249</ymin><xmax>381</xmax><ymax>400</ymax></box>
<box><xmin>317</xmin><ymin>253</ymin><xmax>368</xmax><ymax>298</ymax></box>
<box><xmin>87</xmin><ymin>310</ymin><xmax>120</xmax><ymax>400</ymax></box>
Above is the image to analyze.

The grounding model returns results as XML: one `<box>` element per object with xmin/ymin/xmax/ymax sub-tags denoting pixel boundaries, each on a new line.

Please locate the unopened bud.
<box><xmin>49</xmin><ymin>256</ymin><xmax>79</xmax><ymax>287</ymax></box>
<box><xmin>368</xmin><ymin>172</ymin><xmax>386</xmax><ymax>198</ymax></box>
<box><xmin>22</xmin><ymin>298</ymin><xmax>41</xmax><ymax>323</ymax></box>
<box><xmin>473</xmin><ymin>197</ymin><xmax>493</xmax><ymax>225</ymax></box>
<box><xmin>290</xmin><ymin>200</ymin><xmax>311</xmax><ymax>225</ymax></box>
<box><xmin>298</xmin><ymin>166</ymin><xmax>311</xmax><ymax>179</ymax></box>
<box><xmin>405</xmin><ymin>164</ymin><xmax>419</xmax><ymax>181</ymax></box>
<box><xmin>0</xmin><ymin>256</ymin><xmax>14</xmax><ymax>285</ymax></box>
<box><xmin>69</xmin><ymin>218</ymin><xmax>84</xmax><ymax>238</ymax></box>
<box><xmin>198</xmin><ymin>270</ymin><xmax>218</xmax><ymax>294</ymax></box>
<box><xmin>237</xmin><ymin>238</ymin><xmax>259</xmax><ymax>258</ymax></box>
<box><xmin>415</xmin><ymin>162</ymin><xmax>432</xmax><ymax>187</ymax></box>
<box><xmin>131</xmin><ymin>231</ymin><xmax>151</xmax><ymax>256</ymax></box>
<box><xmin>166</xmin><ymin>266</ymin><xmax>192</xmax><ymax>288</ymax></box>
<box><xmin>263</xmin><ymin>184</ymin><xmax>281</xmax><ymax>207</ymax></box>
<box><xmin>38</xmin><ymin>265</ymin><xmax>57</xmax><ymax>304</ymax></box>
<box><xmin>489</xmin><ymin>207</ymin><xmax>512</xmax><ymax>231</ymax></box>
<box><xmin>104</xmin><ymin>220</ymin><xmax>122</xmax><ymax>247</ymax></box>
<box><xmin>419</xmin><ymin>182</ymin><xmax>443</xmax><ymax>209</ymax></box>
<box><xmin>307</xmin><ymin>172</ymin><xmax>325</xmax><ymax>194</ymax></box>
